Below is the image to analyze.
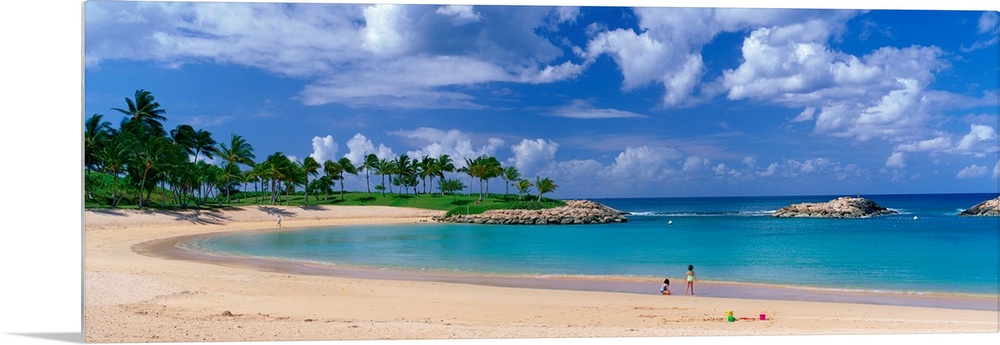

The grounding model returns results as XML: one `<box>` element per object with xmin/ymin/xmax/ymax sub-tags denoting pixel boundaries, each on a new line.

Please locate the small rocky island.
<box><xmin>959</xmin><ymin>196</ymin><xmax>1000</xmax><ymax>216</ymax></box>
<box><xmin>434</xmin><ymin>199</ymin><xmax>628</xmax><ymax>225</ymax></box>
<box><xmin>771</xmin><ymin>197</ymin><xmax>898</xmax><ymax>218</ymax></box>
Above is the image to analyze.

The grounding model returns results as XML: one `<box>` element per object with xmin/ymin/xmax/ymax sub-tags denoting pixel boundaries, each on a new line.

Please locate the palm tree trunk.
<box><xmin>110</xmin><ymin>173</ymin><xmax>119</xmax><ymax>208</ymax></box>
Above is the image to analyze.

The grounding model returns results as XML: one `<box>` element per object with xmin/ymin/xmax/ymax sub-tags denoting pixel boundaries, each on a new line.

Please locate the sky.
<box><xmin>3</xmin><ymin>2</ymin><xmax>1000</xmax><ymax>345</ymax></box>
<box><xmin>81</xmin><ymin>1</ymin><xmax>1000</xmax><ymax>198</ymax></box>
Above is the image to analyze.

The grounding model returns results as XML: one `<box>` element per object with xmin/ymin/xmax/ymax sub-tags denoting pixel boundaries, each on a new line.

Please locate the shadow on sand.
<box><xmin>149</xmin><ymin>208</ymin><xmax>233</xmax><ymax>225</ymax></box>
<box><xmin>256</xmin><ymin>206</ymin><xmax>296</xmax><ymax>218</ymax></box>
<box><xmin>85</xmin><ymin>209</ymin><xmax>128</xmax><ymax>217</ymax></box>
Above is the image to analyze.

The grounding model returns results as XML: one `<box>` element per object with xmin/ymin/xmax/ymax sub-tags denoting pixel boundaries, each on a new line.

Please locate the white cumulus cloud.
<box><xmin>344</xmin><ymin>133</ymin><xmax>395</xmax><ymax>166</ymax></box>
<box><xmin>391</xmin><ymin>127</ymin><xmax>503</xmax><ymax>164</ymax></box>
<box><xmin>310</xmin><ymin>135</ymin><xmax>339</xmax><ymax>164</ymax></box>
<box><xmin>604</xmin><ymin>146</ymin><xmax>683</xmax><ymax>180</ymax></box>
<box><xmin>509</xmin><ymin>139</ymin><xmax>559</xmax><ymax>178</ymax></box>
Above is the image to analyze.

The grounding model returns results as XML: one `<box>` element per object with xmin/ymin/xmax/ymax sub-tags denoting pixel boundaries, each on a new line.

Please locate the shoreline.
<box><xmin>146</xmin><ymin>231</ymin><xmax>998</xmax><ymax>311</ymax></box>
<box><xmin>84</xmin><ymin>206</ymin><xmax>1000</xmax><ymax>342</ymax></box>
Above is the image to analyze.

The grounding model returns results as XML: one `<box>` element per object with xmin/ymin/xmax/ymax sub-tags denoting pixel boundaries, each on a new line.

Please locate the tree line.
<box><xmin>85</xmin><ymin>89</ymin><xmax>559</xmax><ymax>209</ymax></box>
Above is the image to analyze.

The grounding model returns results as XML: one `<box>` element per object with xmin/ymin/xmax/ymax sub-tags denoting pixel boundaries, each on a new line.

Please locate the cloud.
<box><xmin>310</xmin><ymin>135</ymin><xmax>338</xmax><ymax>163</ymax></box>
<box><xmin>344</xmin><ymin>133</ymin><xmax>395</xmax><ymax>166</ymax></box>
<box><xmin>957</xmin><ymin>164</ymin><xmax>989</xmax><ymax>179</ymax></box>
<box><xmin>994</xmin><ymin>161</ymin><xmax>1000</xmax><ymax>178</ymax></box>
<box><xmin>435</xmin><ymin>5</ymin><xmax>481</xmax><ymax>25</ymax></box>
<box><xmin>582</xmin><ymin>8</ymin><xmax>856</xmax><ymax>108</ymax></box>
<box><xmin>362</xmin><ymin>4</ymin><xmax>412</xmax><ymax>55</ymax></box>
<box><xmin>509</xmin><ymin>139</ymin><xmax>559</xmax><ymax>178</ymax></box>
<box><xmin>390</xmin><ymin>127</ymin><xmax>503</xmax><ymax>163</ymax></box>
<box><xmin>86</xmin><ymin>3</ymin><xmax>589</xmax><ymax>109</ymax></box>
<box><xmin>791</xmin><ymin>107</ymin><xmax>816</xmax><ymax>123</ymax></box>
<box><xmin>549</xmin><ymin>99</ymin><xmax>646</xmax><ymax>119</ymax></box>
<box><xmin>895</xmin><ymin>124</ymin><xmax>999</xmax><ymax>157</ymax></box>
<box><xmin>683</xmin><ymin>156</ymin><xmax>711</xmax><ymax>171</ymax></box>
<box><xmin>758</xmin><ymin>163</ymin><xmax>778</xmax><ymax>177</ymax></box>
<box><xmin>955</xmin><ymin>124</ymin><xmax>998</xmax><ymax>153</ymax></box>
<box><xmin>603</xmin><ymin>146</ymin><xmax>683</xmax><ymax>180</ymax></box>
<box><xmin>963</xmin><ymin>12</ymin><xmax>999</xmax><ymax>52</ymax></box>
<box><xmin>885</xmin><ymin>152</ymin><xmax>906</xmax><ymax>169</ymax></box>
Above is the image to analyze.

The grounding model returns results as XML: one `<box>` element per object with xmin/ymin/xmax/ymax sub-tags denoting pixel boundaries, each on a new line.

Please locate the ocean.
<box><xmin>187</xmin><ymin>193</ymin><xmax>999</xmax><ymax>298</ymax></box>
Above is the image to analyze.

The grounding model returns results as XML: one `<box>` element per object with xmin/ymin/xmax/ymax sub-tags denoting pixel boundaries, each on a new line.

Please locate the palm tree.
<box><xmin>418</xmin><ymin>155</ymin><xmax>434</xmax><ymax>194</ymax></box>
<box><xmin>372</xmin><ymin>158</ymin><xmax>390</xmax><ymax>197</ymax></box>
<box><xmin>309</xmin><ymin>175</ymin><xmax>335</xmax><ymax>200</ymax></box>
<box><xmin>285</xmin><ymin>161</ymin><xmax>306</xmax><ymax>205</ymax></box>
<box><xmin>112</xmin><ymin>89</ymin><xmax>168</xmax><ymax>136</ymax></box>
<box><xmin>262</xmin><ymin>152</ymin><xmax>293</xmax><ymax>204</ymax></box>
<box><xmin>384</xmin><ymin>157</ymin><xmax>400</xmax><ymax>194</ymax></box>
<box><xmin>435</xmin><ymin>154</ymin><xmax>456</xmax><ymax>195</ymax></box>
<box><xmin>242</xmin><ymin>168</ymin><xmax>257</xmax><ymax>203</ymax></box>
<box><xmin>169</xmin><ymin>124</ymin><xmax>195</xmax><ymax>148</ymax></box>
<box><xmin>339</xmin><ymin>157</ymin><xmax>358</xmax><ymax>197</ymax></box>
<box><xmin>459</xmin><ymin>157</ymin><xmax>475</xmax><ymax>196</ymax></box>
<box><xmin>324</xmin><ymin>157</ymin><xmax>358</xmax><ymax>201</ymax></box>
<box><xmin>130</xmin><ymin>135</ymin><xmax>173</xmax><ymax>208</ymax></box>
<box><xmin>190</xmin><ymin>129</ymin><xmax>219</xmax><ymax>164</ymax></box>
<box><xmin>483</xmin><ymin>156</ymin><xmax>502</xmax><ymax>199</ymax></box>
<box><xmin>84</xmin><ymin>114</ymin><xmax>111</xmax><ymax>173</ymax></box>
<box><xmin>360</xmin><ymin>153</ymin><xmax>378</xmax><ymax>193</ymax></box>
<box><xmin>534</xmin><ymin>176</ymin><xmax>558</xmax><ymax>202</ymax></box>
<box><xmin>300</xmin><ymin>156</ymin><xmax>320</xmax><ymax>205</ymax></box>
<box><xmin>251</xmin><ymin>161</ymin><xmax>266</xmax><ymax>204</ymax></box>
<box><xmin>516</xmin><ymin>179</ymin><xmax>532</xmax><ymax>201</ymax></box>
<box><xmin>95</xmin><ymin>132</ymin><xmax>134</xmax><ymax>207</ymax></box>
<box><xmin>464</xmin><ymin>155</ymin><xmax>496</xmax><ymax>200</ymax></box>
<box><xmin>501</xmin><ymin>166</ymin><xmax>520</xmax><ymax>201</ymax></box>
<box><xmin>219</xmin><ymin>134</ymin><xmax>256</xmax><ymax>204</ymax></box>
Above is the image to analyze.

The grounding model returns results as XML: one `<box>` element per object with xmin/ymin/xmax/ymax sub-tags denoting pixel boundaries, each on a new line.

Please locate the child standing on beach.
<box><xmin>660</xmin><ymin>278</ymin><xmax>672</xmax><ymax>295</ymax></box>
<box><xmin>685</xmin><ymin>265</ymin><xmax>696</xmax><ymax>295</ymax></box>
<box><xmin>277</xmin><ymin>216</ymin><xmax>281</xmax><ymax>228</ymax></box>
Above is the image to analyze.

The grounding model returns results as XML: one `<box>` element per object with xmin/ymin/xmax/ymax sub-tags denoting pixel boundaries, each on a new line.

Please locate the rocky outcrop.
<box><xmin>771</xmin><ymin>197</ymin><xmax>898</xmax><ymax>218</ymax></box>
<box><xmin>434</xmin><ymin>199</ymin><xmax>628</xmax><ymax>225</ymax></box>
<box><xmin>959</xmin><ymin>196</ymin><xmax>1000</xmax><ymax>216</ymax></box>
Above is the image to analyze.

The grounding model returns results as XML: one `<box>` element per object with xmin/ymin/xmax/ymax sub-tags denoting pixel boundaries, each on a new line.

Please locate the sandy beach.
<box><xmin>83</xmin><ymin>205</ymin><xmax>999</xmax><ymax>343</ymax></box>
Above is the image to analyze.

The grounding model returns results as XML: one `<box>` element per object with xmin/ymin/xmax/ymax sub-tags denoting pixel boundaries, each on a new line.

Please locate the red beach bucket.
<box><xmin>759</xmin><ymin>313</ymin><xmax>766</xmax><ymax>320</ymax></box>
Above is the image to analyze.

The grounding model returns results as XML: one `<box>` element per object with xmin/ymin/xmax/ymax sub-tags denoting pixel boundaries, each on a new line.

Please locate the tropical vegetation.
<box><xmin>85</xmin><ymin>89</ymin><xmax>561</xmax><ymax>214</ymax></box>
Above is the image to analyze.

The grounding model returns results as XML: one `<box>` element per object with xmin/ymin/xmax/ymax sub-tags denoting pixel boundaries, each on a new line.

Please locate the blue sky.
<box><xmin>82</xmin><ymin>1</ymin><xmax>1000</xmax><ymax>198</ymax></box>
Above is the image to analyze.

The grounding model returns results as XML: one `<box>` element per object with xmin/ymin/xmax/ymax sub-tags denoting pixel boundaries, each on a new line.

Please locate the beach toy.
<box><xmin>759</xmin><ymin>313</ymin><xmax>766</xmax><ymax>321</ymax></box>
<box><xmin>726</xmin><ymin>310</ymin><xmax>735</xmax><ymax>322</ymax></box>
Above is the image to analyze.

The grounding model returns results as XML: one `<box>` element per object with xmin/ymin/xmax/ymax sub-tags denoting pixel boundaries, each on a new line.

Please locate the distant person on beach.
<box><xmin>660</xmin><ymin>278</ymin><xmax>672</xmax><ymax>295</ymax></box>
<box><xmin>685</xmin><ymin>265</ymin><xmax>696</xmax><ymax>295</ymax></box>
<box><xmin>277</xmin><ymin>216</ymin><xmax>282</xmax><ymax>228</ymax></box>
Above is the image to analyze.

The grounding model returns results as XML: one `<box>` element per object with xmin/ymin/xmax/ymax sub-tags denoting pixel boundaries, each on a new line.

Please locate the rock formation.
<box><xmin>771</xmin><ymin>197</ymin><xmax>898</xmax><ymax>218</ymax></box>
<box><xmin>434</xmin><ymin>199</ymin><xmax>628</xmax><ymax>225</ymax></box>
<box><xmin>959</xmin><ymin>196</ymin><xmax>1000</xmax><ymax>216</ymax></box>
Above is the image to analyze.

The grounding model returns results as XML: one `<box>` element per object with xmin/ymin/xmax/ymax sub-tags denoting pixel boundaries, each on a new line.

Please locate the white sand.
<box><xmin>83</xmin><ymin>206</ymin><xmax>999</xmax><ymax>343</ymax></box>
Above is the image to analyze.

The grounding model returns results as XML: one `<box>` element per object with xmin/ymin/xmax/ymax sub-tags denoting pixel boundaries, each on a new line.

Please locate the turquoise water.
<box><xmin>190</xmin><ymin>194</ymin><xmax>999</xmax><ymax>295</ymax></box>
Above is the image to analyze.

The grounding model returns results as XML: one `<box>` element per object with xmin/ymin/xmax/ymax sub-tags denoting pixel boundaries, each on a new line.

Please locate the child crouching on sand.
<box><xmin>660</xmin><ymin>278</ymin><xmax>672</xmax><ymax>295</ymax></box>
